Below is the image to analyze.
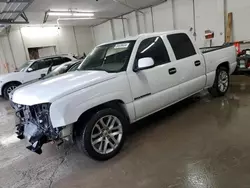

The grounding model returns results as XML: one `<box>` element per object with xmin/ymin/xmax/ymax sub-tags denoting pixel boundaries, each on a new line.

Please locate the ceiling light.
<box><xmin>48</xmin><ymin>12</ymin><xmax>72</xmax><ymax>16</ymax></box>
<box><xmin>58</xmin><ymin>17</ymin><xmax>95</xmax><ymax>21</ymax></box>
<box><xmin>72</xmin><ymin>13</ymin><xmax>94</xmax><ymax>17</ymax></box>
<box><xmin>50</xmin><ymin>9</ymin><xmax>69</xmax><ymax>12</ymax></box>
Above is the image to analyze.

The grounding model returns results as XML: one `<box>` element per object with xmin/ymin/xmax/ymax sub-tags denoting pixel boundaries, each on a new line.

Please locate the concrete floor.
<box><xmin>1</xmin><ymin>75</ymin><xmax>250</xmax><ymax>188</ymax></box>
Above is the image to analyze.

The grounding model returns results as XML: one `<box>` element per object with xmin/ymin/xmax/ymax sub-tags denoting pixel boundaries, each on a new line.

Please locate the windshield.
<box><xmin>78</xmin><ymin>41</ymin><xmax>135</xmax><ymax>73</ymax></box>
<box><xmin>67</xmin><ymin>62</ymin><xmax>81</xmax><ymax>72</ymax></box>
<box><xmin>18</xmin><ymin>60</ymin><xmax>34</xmax><ymax>72</ymax></box>
<box><xmin>44</xmin><ymin>63</ymin><xmax>73</xmax><ymax>79</ymax></box>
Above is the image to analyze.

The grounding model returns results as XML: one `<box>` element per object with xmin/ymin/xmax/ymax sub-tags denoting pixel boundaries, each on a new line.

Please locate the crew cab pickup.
<box><xmin>11</xmin><ymin>31</ymin><xmax>237</xmax><ymax>161</ymax></box>
<box><xmin>0</xmin><ymin>55</ymin><xmax>75</xmax><ymax>99</ymax></box>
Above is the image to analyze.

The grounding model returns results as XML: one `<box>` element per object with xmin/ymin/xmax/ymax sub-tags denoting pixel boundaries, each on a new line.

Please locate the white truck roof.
<box><xmin>99</xmin><ymin>30</ymin><xmax>189</xmax><ymax>46</ymax></box>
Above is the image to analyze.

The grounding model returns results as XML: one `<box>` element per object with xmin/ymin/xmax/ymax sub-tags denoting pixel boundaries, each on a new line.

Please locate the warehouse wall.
<box><xmin>93</xmin><ymin>0</ymin><xmax>225</xmax><ymax>48</ymax></box>
<box><xmin>226</xmin><ymin>0</ymin><xmax>250</xmax><ymax>42</ymax></box>
<box><xmin>0</xmin><ymin>26</ymin><xmax>94</xmax><ymax>74</ymax></box>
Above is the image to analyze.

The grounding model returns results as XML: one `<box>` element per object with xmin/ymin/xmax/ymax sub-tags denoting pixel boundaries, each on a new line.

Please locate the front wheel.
<box><xmin>76</xmin><ymin>108</ymin><xmax>127</xmax><ymax>161</ymax></box>
<box><xmin>3</xmin><ymin>82</ymin><xmax>20</xmax><ymax>100</ymax></box>
<box><xmin>208</xmin><ymin>67</ymin><xmax>229</xmax><ymax>97</ymax></box>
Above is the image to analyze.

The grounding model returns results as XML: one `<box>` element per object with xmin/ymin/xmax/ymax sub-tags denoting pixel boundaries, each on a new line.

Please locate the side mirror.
<box><xmin>135</xmin><ymin>57</ymin><xmax>155</xmax><ymax>72</ymax></box>
<box><xmin>41</xmin><ymin>74</ymin><xmax>46</xmax><ymax>78</ymax></box>
<box><xmin>27</xmin><ymin>67</ymin><xmax>33</xmax><ymax>72</ymax></box>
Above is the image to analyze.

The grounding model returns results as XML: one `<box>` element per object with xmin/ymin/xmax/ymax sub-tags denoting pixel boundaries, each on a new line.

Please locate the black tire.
<box><xmin>3</xmin><ymin>82</ymin><xmax>20</xmax><ymax>100</ymax></box>
<box><xmin>208</xmin><ymin>66</ymin><xmax>229</xmax><ymax>97</ymax></box>
<box><xmin>76</xmin><ymin>108</ymin><xmax>128</xmax><ymax>161</ymax></box>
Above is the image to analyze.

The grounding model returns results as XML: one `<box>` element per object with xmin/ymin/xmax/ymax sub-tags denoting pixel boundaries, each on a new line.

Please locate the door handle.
<box><xmin>194</xmin><ymin>60</ymin><xmax>201</xmax><ymax>66</ymax></box>
<box><xmin>169</xmin><ymin>68</ymin><xmax>177</xmax><ymax>75</ymax></box>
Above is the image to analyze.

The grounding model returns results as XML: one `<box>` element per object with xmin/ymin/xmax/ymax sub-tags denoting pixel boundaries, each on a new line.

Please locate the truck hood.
<box><xmin>12</xmin><ymin>71</ymin><xmax>117</xmax><ymax>105</ymax></box>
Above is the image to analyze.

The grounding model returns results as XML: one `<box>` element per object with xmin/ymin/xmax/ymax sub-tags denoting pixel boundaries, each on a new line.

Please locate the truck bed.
<box><xmin>200</xmin><ymin>44</ymin><xmax>234</xmax><ymax>54</ymax></box>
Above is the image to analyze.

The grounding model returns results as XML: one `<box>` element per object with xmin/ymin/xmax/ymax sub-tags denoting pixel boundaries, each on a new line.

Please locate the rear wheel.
<box><xmin>76</xmin><ymin>108</ymin><xmax>127</xmax><ymax>161</ymax></box>
<box><xmin>208</xmin><ymin>67</ymin><xmax>229</xmax><ymax>97</ymax></box>
<box><xmin>3</xmin><ymin>82</ymin><xmax>20</xmax><ymax>100</ymax></box>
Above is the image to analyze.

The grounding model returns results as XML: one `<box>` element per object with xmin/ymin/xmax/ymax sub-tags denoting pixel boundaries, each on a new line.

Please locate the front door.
<box><xmin>23</xmin><ymin>59</ymin><xmax>52</xmax><ymax>83</ymax></box>
<box><xmin>128</xmin><ymin>36</ymin><xmax>180</xmax><ymax>119</ymax></box>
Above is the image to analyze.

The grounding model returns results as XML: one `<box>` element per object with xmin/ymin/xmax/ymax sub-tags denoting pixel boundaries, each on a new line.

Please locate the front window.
<box><xmin>78</xmin><ymin>41</ymin><xmax>135</xmax><ymax>73</ymax></box>
<box><xmin>18</xmin><ymin>60</ymin><xmax>34</xmax><ymax>72</ymax></box>
<box><xmin>67</xmin><ymin>62</ymin><xmax>81</xmax><ymax>72</ymax></box>
<box><xmin>44</xmin><ymin>63</ymin><xmax>73</xmax><ymax>79</ymax></box>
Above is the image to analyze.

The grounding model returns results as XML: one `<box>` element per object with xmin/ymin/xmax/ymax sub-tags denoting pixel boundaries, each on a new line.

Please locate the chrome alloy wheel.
<box><xmin>91</xmin><ymin>115</ymin><xmax>123</xmax><ymax>154</ymax></box>
<box><xmin>7</xmin><ymin>86</ymin><xmax>17</xmax><ymax>95</ymax></box>
<box><xmin>218</xmin><ymin>70</ymin><xmax>229</xmax><ymax>93</ymax></box>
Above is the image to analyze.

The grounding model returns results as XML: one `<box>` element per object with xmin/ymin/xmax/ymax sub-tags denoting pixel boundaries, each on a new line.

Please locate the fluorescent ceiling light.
<box><xmin>48</xmin><ymin>12</ymin><xmax>72</xmax><ymax>16</ymax></box>
<box><xmin>58</xmin><ymin>17</ymin><xmax>95</xmax><ymax>21</ymax></box>
<box><xmin>50</xmin><ymin>9</ymin><xmax>69</xmax><ymax>12</ymax></box>
<box><xmin>48</xmin><ymin>12</ymin><xmax>94</xmax><ymax>17</ymax></box>
<box><xmin>50</xmin><ymin>9</ymin><xmax>94</xmax><ymax>12</ymax></box>
<box><xmin>72</xmin><ymin>13</ymin><xmax>94</xmax><ymax>17</ymax></box>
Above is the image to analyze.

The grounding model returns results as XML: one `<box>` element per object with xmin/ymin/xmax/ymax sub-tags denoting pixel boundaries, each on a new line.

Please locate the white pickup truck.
<box><xmin>0</xmin><ymin>55</ymin><xmax>75</xmax><ymax>99</ymax></box>
<box><xmin>11</xmin><ymin>30</ymin><xmax>237</xmax><ymax>161</ymax></box>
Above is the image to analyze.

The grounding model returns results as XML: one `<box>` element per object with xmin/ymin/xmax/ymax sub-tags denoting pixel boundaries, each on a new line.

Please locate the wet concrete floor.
<box><xmin>1</xmin><ymin>75</ymin><xmax>250</xmax><ymax>188</ymax></box>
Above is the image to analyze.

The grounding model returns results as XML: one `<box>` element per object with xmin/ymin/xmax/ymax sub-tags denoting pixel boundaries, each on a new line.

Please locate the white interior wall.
<box><xmin>173</xmin><ymin>0</ymin><xmax>194</xmax><ymax>31</ymax></box>
<box><xmin>138</xmin><ymin>8</ymin><xmax>153</xmax><ymax>33</ymax></box>
<box><xmin>57</xmin><ymin>26</ymin><xmax>78</xmax><ymax>55</ymax></box>
<box><xmin>226</xmin><ymin>0</ymin><xmax>250</xmax><ymax>42</ymax></box>
<box><xmin>152</xmin><ymin>1</ymin><xmax>174</xmax><ymax>32</ymax></box>
<box><xmin>1</xmin><ymin>36</ymin><xmax>16</xmax><ymax>72</ymax></box>
<box><xmin>8</xmin><ymin>27</ymin><xmax>27</xmax><ymax>69</ymax></box>
<box><xmin>93</xmin><ymin>21</ymin><xmax>113</xmax><ymax>45</ymax></box>
<box><xmin>124</xmin><ymin>12</ymin><xmax>139</xmax><ymax>36</ymax></box>
<box><xmin>92</xmin><ymin>0</ymin><xmax>228</xmax><ymax>48</ymax></box>
<box><xmin>74</xmin><ymin>26</ymin><xmax>94</xmax><ymax>55</ymax></box>
<box><xmin>112</xmin><ymin>19</ymin><xmax>125</xmax><ymax>40</ymax></box>
<box><xmin>194</xmin><ymin>0</ymin><xmax>225</xmax><ymax>47</ymax></box>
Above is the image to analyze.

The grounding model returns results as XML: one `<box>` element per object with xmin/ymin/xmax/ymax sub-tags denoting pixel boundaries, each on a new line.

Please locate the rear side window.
<box><xmin>38</xmin><ymin>59</ymin><xmax>52</xmax><ymax>69</ymax></box>
<box><xmin>167</xmin><ymin>33</ymin><xmax>196</xmax><ymax>60</ymax></box>
<box><xmin>135</xmin><ymin>37</ymin><xmax>170</xmax><ymax>67</ymax></box>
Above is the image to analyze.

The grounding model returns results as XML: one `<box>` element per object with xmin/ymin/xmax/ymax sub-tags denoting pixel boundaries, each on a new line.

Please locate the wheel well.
<box><xmin>1</xmin><ymin>81</ymin><xmax>22</xmax><ymax>94</ymax></box>
<box><xmin>217</xmin><ymin>62</ymin><xmax>229</xmax><ymax>72</ymax></box>
<box><xmin>73</xmin><ymin>100</ymin><xmax>129</xmax><ymax>135</ymax></box>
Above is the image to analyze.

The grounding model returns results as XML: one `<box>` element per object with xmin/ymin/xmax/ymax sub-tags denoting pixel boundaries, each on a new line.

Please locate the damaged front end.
<box><xmin>13</xmin><ymin>102</ymin><xmax>62</xmax><ymax>154</ymax></box>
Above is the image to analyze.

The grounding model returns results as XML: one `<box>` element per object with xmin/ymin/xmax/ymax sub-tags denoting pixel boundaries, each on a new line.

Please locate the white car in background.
<box><xmin>11</xmin><ymin>30</ymin><xmax>237</xmax><ymax>161</ymax></box>
<box><xmin>0</xmin><ymin>55</ymin><xmax>75</xmax><ymax>99</ymax></box>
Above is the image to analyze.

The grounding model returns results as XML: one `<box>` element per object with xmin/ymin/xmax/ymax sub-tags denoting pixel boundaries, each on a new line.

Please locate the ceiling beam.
<box><xmin>0</xmin><ymin>11</ymin><xmax>22</xmax><ymax>13</ymax></box>
<box><xmin>12</xmin><ymin>0</ymin><xmax>34</xmax><ymax>21</ymax></box>
<box><xmin>92</xmin><ymin>0</ymin><xmax>167</xmax><ymax>27</ymax></box>
<box><xmin>0</xmin><ymin>20</ymin><xmax>28</xmax><ymax>24</ymax></box>
<box><xmin>0</xmin><ymin>0</ymin><xmax>30</xmax><ymax>3</ymax></box>
<box><xmin>20</xmin><ymin>12</ymin><xmax>28</xmax><ymax>22</ymax></box>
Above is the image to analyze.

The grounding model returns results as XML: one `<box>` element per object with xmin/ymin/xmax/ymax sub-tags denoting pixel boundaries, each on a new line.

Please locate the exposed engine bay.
<box><xmin>12</xmin><ymin>102</ymin><xmax>62</xmax><ymax>154</ymax></box>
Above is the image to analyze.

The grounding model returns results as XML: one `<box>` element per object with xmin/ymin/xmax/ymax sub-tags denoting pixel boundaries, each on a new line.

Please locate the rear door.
<box><xmin>128</xmin><ymin>36</ymin><xmax>180</xmax><ymax>119</ymax></box>
<box><xmin>167</xmin><ymin>33</ymin><xmax>206</xmax><ymax>99</ymax></box>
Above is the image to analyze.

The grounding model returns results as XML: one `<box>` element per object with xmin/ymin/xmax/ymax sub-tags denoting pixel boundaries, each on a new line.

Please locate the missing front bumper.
<box><xmin>16</xmin><ymin>122</ymin><xmax>73</xmax><ymax>154</ymax></box>
<box><xmin>16</xmin><ymin>122</ymin><xmax>48</xmax><ymax>154</ymax></box>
